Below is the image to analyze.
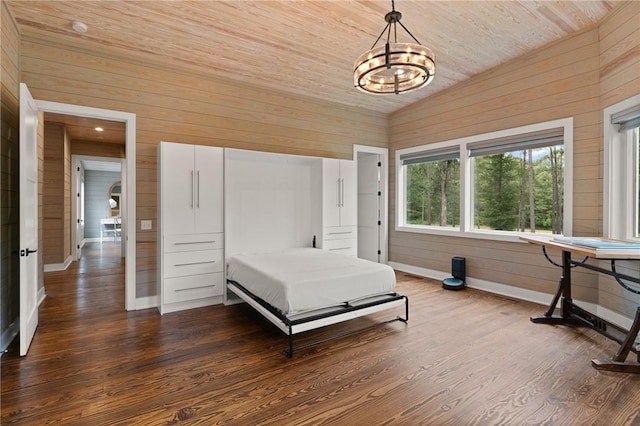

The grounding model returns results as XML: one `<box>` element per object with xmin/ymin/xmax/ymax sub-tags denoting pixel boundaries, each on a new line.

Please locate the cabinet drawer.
<box><xmin>323</xmin><ymin>238</ymin><xmax>357</xmax><ymax>255</ymax></box>
<box><xmin>323</xmin><ymin>226</ymin><xmax>356</xmax><ymax>240</ymax></box>
<box><xmin>163</xmin><ymin>249</ymin><xmax>223</xmax><ymax>278</ymax></box>
<box><xmin>163</xmin><ymin>273</ymin><xmax>224</xmax><ymax>304</ymax></box>
<box><xmin>163</xmin><ymin>233</ymin><xmax>223</xmax><ymax>252</ymax></box>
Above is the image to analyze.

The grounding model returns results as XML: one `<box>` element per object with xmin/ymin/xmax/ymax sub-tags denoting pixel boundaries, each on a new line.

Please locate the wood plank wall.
<box><xmin>18</xmin><ymin>32</ymin><xmax>388</xmax><ymax>298</ymax></box>
<box><xmin>42</xmin><ymin>122</ymin><xmax>69</xmax><ymax>265</ymax></box>
<box><xmin>71</xmin><ymin>140</ymin><xmax>125</xmax><ymax>159</ymax></box>
<box><xmin>0</xmin><ymin>0</ymin><xmax>21</xmax><ymax>346</ymax></box>
<box><xmin>389</xmin><ymin>2</ymin><xmax>639</xmax><ymax>311</ymax></box>
<box><xmin>597</xmin><ymin>2</ymin><xmax>640</xmax><ymax>319</ymax></box>
<box><xmin>37</xmin><ymin>112</ymin><xmax>44</xmax><ymax>291</ymax></box>
<box><xmin>599</xmin><ymin>2</ymin><xmax>640</xmax><ymax>109</ymax></box>
<box><xmin>64</xmin><ymin>128</ymin><xmax>70</xmax><ymax>262</ymax></box>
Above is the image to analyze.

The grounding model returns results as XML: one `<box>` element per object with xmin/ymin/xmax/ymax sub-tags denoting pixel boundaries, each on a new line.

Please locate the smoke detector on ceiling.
<box><xmin>71</xmin><ymin>21</ymin><xmax>88</xmax><ymax>33</ymax></box>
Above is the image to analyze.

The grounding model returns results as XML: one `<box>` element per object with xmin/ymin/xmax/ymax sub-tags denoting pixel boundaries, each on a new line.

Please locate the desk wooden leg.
<box><xmin>592</xmin><ymin>306</ymin><xmax>640</xmax><ymax>373</ymax></box>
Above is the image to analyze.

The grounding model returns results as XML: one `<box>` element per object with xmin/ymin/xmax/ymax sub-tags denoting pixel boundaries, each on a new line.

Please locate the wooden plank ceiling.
<box><xmin>44</xmin><ymin>113</ymin><xmax>126</xmax><ymax>145</ymax></box>
<box><xmin>8</xmin><ymin>0</ymin><xmax>619</xmax><ymax>118</ymax></box>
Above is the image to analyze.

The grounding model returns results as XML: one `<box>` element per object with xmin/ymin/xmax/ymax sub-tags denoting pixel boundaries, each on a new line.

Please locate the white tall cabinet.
<box><xmin>158</xmin><ymin>141</ymin><xmax>224</xmax><ymax>314</ymax></box>
<box><xmin>312</xmin><ymin>159</ymin><xmax>358</xmax><ymax>256</ymax></box>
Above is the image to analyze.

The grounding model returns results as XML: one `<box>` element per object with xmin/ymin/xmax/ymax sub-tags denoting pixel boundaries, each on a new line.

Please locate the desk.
<box><xmin>100</xmin><ymin>217</ymin><xmax>121</xmax><ymax>243</ymax></box>
<box><xmin>521</xmin><ymin>235</ymin><xmax>640</xmax><ymax>373</ymax></box>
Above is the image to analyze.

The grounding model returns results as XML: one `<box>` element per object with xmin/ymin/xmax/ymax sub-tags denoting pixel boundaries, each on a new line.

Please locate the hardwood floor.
<box><xmin>2</xmin><ymin>243</ymin><xmax>639</xmax><ymax>425</ymax></box>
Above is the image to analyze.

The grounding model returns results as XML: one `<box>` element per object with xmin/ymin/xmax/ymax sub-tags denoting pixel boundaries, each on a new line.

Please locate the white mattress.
<box><xmin>226</xmin><ymin>248</ymin><xmax>396</xmax><ymax>315</ymax></box>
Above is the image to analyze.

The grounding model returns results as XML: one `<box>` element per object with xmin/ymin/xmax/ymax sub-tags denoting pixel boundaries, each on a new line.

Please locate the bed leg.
<box><xmin>400</xmin><ymin>295</ymin><xmax>409</xmax><ymax>322</ymax></box>
<box><xmin>284</xmin><ymin>327</ymin><xmax>294</xmax><ymax>359</ymax></box>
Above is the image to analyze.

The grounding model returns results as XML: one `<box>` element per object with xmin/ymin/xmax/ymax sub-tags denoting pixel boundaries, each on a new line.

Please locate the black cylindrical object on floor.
<box><xmin>452</xmin><ymin>256</ymin><xmax>465</xmax><ymax>280</ymax></box>
<box><xmin>443</xmin><ymin>256</ymin><xmax>466</xmax><ymax>290</ymax></box>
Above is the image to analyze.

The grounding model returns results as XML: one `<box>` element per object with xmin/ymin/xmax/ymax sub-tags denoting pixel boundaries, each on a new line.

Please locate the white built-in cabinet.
<box><xmin>312</xmin><ymin>159</ymin><xmax>358</xmax><ymax>256</ymax></box>
<box><xmin>158</xmin><ymin>141</ymin><xmax>224</xmax><ymax>314</ymax></box>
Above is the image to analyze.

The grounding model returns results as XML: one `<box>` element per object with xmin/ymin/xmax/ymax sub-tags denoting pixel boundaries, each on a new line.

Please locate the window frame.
<box><xmin>396</xmin><ymin>118</ymin><xmax>574</xmax><ymax>242</ymax></box>
<box><xmin>603</xmin><ymin>95</ymin><xmax>640</xmax><ymax>242</ymax></box>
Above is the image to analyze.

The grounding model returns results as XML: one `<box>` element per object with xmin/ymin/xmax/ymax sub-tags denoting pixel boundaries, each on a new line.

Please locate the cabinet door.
<box><xmin>161</xmin><ymin>142</ymin><xmax>196</xmax><ymax>235</ymax></box>
<box><xmin>194</xmin><ymin>146</ymin><xmax>224</xmax><ymax>234</ymax></box>
<box><xmin>322</xmin><ymin>159</ymin><xmax>341</xmax><ymax>227</ymax></box>
<box><xmin>339</xmin><ymin>160</ymin><xmax>358</xmax><ymax>227</ymax></box>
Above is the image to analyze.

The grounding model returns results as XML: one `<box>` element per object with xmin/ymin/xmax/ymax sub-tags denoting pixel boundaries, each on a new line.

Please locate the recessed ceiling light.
<box><xmin>95</xmin><ymin>127</ymin><xmax>104</xmax><ymax>132</ymax></box>
<box><xmin>72</xmin><ymin>21</ymin><xmax>88</xmax><ymax>33</ymax></box>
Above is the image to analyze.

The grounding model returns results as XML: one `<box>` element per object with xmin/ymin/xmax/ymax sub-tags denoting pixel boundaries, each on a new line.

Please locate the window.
<box><xmin>400</xmin><ymin>148</ymin><xmax>460</xmax><ymax>228</ymax></box>
<box><xmin>604</xmin><ymin>95</ymin><xmax>640</xmax><ymax>241</ymax></box>
<box><xmin>396</xmin><ymin>118</ymin><xmax>573</xmax><ymax>241</ymax></box>
<box><xmin>469</xmin><ymin>128</ymin><xmax>564</xmax><ymax>233</ymax></box>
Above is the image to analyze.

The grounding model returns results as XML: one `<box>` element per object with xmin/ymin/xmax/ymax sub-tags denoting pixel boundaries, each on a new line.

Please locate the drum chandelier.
<box><xmin>354</xmin><ymin>0</ymin><xmax>435</xmax><ymax>95</ymax></box>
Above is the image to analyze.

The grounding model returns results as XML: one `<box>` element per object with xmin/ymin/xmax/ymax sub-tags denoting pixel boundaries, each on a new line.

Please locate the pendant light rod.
<box><xmin>395</xmin><ymin>18</ymin><xmax>422</xmax><ymax>45</ymax></box>
<box><xmin>370</xmin><ymin>21</ymin><xmax>391</xmax><ymax>49</ymax></box>
<box><xmin>369</xmin><ymin>0</ymin><xmax>423</xmax><ymax>49</ymax></box>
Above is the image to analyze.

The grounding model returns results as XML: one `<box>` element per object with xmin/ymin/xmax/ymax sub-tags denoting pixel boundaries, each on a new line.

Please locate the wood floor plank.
<box><xmin>2</xmin><ymin>242</ymin><xmax>639</xmax><ymax>425</ymax></box>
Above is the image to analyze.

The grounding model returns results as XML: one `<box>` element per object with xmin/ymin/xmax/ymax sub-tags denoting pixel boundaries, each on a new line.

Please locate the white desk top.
<box><xmin>521</xmin><ymin>235</ymin><xmax>640</xmax><ymax>260</ymax></box>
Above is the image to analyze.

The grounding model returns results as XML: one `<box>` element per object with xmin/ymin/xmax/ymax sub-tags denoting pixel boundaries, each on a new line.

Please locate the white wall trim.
<box><xmin>135</xmin><ymin>295</ymin><xmax>158</xmax><ymax>311</ymax></box>
<box><xmin>389</xmin><ymin>261</ymin><xmax>634</xmax><ymax>330</ymax></box>
<box><xmin>44</xmin><ymin>255</ymin><xmax>73</xmax><ymax>272</ymax></box>
<box><xmin>37</xmin><ymin>286</ymin><xmax>46</xmax><ymax>307</ymax></box>
<box><xmin>595</xmin><ymin>305</ymin><xmax>634</xmax><ymax>331</ymax></box>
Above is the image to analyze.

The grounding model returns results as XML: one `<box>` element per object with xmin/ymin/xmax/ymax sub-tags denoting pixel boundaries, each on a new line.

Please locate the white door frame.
<box><xmin>354</xmin><ymin>145</ymin><xmax>389</xmax><ymax>264</ymax></box>
<box><xmin>71</xmin><ymin>155</ymin><xmax>124</xmax><ymax>258</ymax></box>
<box><xmin>36</xmin><ymin>100</ymin><xmax>137</xmax><ymax>311</ymax></box>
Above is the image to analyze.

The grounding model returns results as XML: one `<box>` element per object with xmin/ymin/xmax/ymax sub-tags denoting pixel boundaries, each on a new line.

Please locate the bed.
<box><xmin>226</xmin><ymin>248</ymin><xmax>408</xmax><ymax>357</ymax></box>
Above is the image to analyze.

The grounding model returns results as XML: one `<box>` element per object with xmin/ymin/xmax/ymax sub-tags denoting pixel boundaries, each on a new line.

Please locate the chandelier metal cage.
<box><xmin>354</xmin><ymin>0</ymin><xmax>435</xmax><ymax>95</ymax></box>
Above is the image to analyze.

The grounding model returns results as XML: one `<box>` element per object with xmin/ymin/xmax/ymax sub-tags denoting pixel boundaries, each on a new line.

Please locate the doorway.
<box><xmin>354</xmin><ymin>145</ymin><xmax>389</xmax><ymax>264</ymax></box>
<box><xmin>71</xmin><ymin>156</ymin><xmax>124</xmax><ymax>260</ymax></box>
<box><xmin>36</xmin><ymin>99</ymin><xmax>137</xmax><ymax>310</ymax></box>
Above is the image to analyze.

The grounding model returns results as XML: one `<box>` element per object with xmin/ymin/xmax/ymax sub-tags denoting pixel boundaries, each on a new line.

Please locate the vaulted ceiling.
<box><xmin>8</xmin><ymin>0</ymin><xmax>621</xmax><ymax>117</ymax></box>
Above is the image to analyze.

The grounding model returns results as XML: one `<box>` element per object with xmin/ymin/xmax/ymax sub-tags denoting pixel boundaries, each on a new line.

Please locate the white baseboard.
<box><xmin>135</xmin><ymin>295</ymin><xmax>158</xmax><ymax>310</ymax></box>
<box><xmin>159</xmin><ymin>296</ymin><xmax>223</xmax><ymax>315</ymax></box>
<box><xmin>389</xmin><ymin>261</ymin><xmax>634</xmax><ymax>330</ymax></box>
<box><xmin>389</xmin><ymin>262</ymin><xmax>451</xmax><ymax>283</ymax></box>
<box><xmin>44</xmin><ymin>255</ymin><xmax>73</xmax><ymax>272</ymax></box>
<box><xmin>595</xmin><ymin>305</ymin><xmax>633</xmax><ymax>330</ymax></box>
<box><xmin>38</xmin><ymin>286</ymin><xmax>46</xmax><ymax>307</ymax></box>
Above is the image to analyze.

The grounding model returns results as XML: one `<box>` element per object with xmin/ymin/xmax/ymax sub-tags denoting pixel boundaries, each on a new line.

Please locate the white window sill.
<box><xmin>396</xmin><ymin>224</ymin><xmax>555</xmax><ymax>243</ymax></box>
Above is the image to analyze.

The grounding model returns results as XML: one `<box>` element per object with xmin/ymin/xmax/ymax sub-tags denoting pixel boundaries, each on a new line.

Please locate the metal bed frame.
<box><xmin>227</xmin><ymin>279</ymin><xmax>409</xmax><ymax>358</ymax></box>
